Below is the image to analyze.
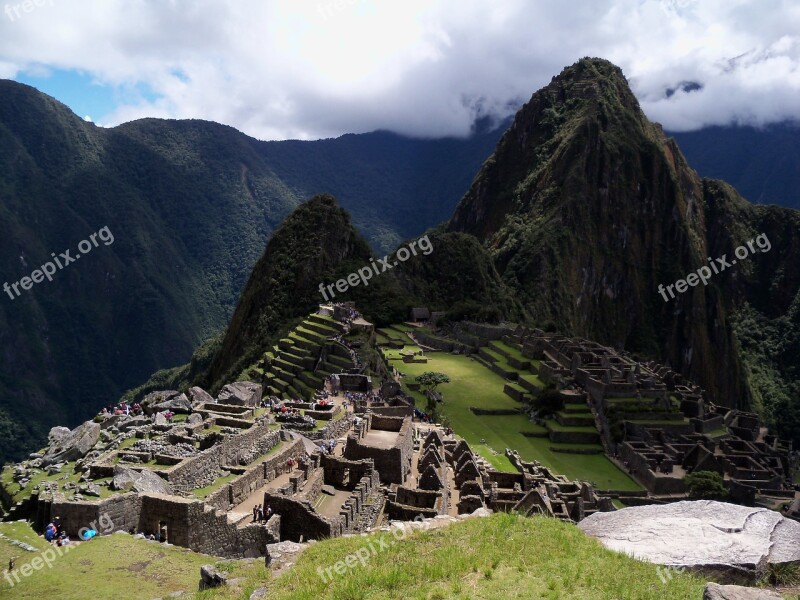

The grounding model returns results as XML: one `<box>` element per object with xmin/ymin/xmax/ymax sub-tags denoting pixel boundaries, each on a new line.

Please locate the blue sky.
<box><xmin>12</xmin><ymin>69</ymin><xmax>159</xmax><ymax>123</ymax></box>
<box><xmin>1</xmin><ymin>0</ymin><xmax>798</xmax><ymax>140</ymax></box>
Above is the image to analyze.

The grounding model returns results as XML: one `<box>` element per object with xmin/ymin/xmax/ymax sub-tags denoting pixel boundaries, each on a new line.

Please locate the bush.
<box><xmin>684</xmin><ymin>471</ymin><xmax>728</xmax><ymax>500</ymax></box>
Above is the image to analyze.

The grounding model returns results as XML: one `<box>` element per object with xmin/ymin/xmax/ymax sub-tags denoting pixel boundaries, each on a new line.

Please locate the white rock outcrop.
<box><xmin>579</xmin><ymin>500</ymin><xmax>800</xmax><ymax>576</ymax></box>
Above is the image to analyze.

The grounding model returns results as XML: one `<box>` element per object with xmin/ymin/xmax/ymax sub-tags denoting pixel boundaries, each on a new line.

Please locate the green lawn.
<box><xmin>377</xmin><ymin>328</ymin><xmax>406</xmax><ymax>343</ymax></box>
<box><xmin>269</xmin><ymin>512</ymin><xmax>708</xmax><ymax>600</ymax></box>
<box><xmin>1</xmin><ymin>515</ymin><xmax>712</xmax><ymax>600</ymax></box>
<box><xmin>489</xmin><ymin>340</ymin><xmax>528</xmax><ymax>362</ymax></box>
<box><xmin>0</xmin><ymin>522</ymin><xmax>266</xmax><ymax>600</ymax></box>
<box><xmin>385</xmin><ymin>347</ymin><xmax>640</xmax><ymax>490</ymax></box>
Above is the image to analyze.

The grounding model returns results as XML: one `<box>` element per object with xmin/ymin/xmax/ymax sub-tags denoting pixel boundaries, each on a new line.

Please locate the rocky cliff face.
<box><xmin>449</xmin><ymin>58</ymin><xmax>800</xmax><ymax>424</ymax></box>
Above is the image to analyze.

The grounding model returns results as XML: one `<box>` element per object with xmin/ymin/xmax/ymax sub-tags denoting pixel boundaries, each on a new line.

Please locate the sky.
<box><xmin>0</xmin><ymin>0</ymin><xmax>798</xmax><ymax>141</ymax></box>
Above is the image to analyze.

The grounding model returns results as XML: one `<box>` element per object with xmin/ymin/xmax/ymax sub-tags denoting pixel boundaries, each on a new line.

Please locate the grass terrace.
<box><xmin>383</xmin><ymin>340</ymin><xmax>640</xmax><ymax>489</ymax></box>
<box><xmin>192</xmin><ymin>472</ymin><xmax>238</xmax><ymax>500</ymax></box>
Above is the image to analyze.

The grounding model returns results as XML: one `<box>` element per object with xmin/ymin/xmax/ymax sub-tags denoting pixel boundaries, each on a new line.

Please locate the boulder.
<box><xmin>579</xmin><ymin>500</ymin><xmax>800</xmax><ymax>581</ymax></box>
<box><xmin>154</xmin><ymin>393</ymin><xmax>192</xmax><ymax>414</ymax></box>
<box><xmin>153</xmin><ymin>412</ymin><xmax>169</xmax><ymax>426</ymax></box>
<box><xmin>199</xmin><ymin>564</ymin><xmax>227</xmax><ymax>590</ymax></box>
<box><xmin>189</xmin><ymin>386</ymin><xmax>214</xmax><ymax>407</ymax></box>
<box><xmin>48</xmin><ymin>426</ymin><xmax>71</xmax><ymax>444</ymax></box>
<box><xmin>186</xmin><ymin>413</ymin><xmax>203</xmax><ymax>425</ymax></box>
<box><xmin>80</xmin><ymin>483</ymin><xmax>101</xmax><ymax>497</ymax></box>
<box><xmin>112</xmin><ymin>466</ymin><xmax>173</xmax><ymax>495</ymax></box>
<box><xmin>218</xmin><ymin>382</ymin><xmax>262</xmax><ymax>407</ymax></box>
<box><xmin>703</xmin><ymin>583</ymin><xmax>784</xmax><ymax>599</ymax></box>
<box><xmin>41</xmin><ymin>421</ymin><xmax>101</xmax><ymax>466</ymax></box>
<box><xmin>265</xmin><ymin>541</ymin><xmax>305</xmax><ymax>567</ymax></box>
<box><xmin>118</xmin><ymin>416</ymin><xmax>150</xmax><ymax>432</ymax></box>
<box><xmin>141</xmin><ymin>390</ymin><xmax>181</xmax><ymax>415</ymax></box>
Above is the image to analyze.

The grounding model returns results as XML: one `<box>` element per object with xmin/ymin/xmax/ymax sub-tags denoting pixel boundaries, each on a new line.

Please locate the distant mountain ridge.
<box><xmin>671</xmin><ymin>122</ymin><xmax>800</xmax><ymax>210</ymax></box>
<box><xmin>0</xmin><ymin>79</ymin><xmax>507</xmax><ymax>463</ymax></box>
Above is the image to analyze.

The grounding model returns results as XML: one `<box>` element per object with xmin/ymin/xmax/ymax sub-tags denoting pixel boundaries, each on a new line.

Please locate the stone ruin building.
<box><xmin>510</xmin><ymin>326</ymin><xmax>796</xmax><ymax>514</ymax></box>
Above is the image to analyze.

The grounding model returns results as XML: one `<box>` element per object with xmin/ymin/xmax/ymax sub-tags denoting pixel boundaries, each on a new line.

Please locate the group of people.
<box><xmin>99</xmin><ymin>402</ymin><xmax>143</xmax><ymax>418</ymax></box>
<box><xmin>333</xmin><ymin>303</ymin><xmax>361</xmax><ymax>326</ymax></box>
<box><xmin>44</xmin><ymin>516</ymin><xmax>71</xmax><ymax>546</ymax></box>
<box><xmin>319</xmin><ymin>439</ymin><xmax>337</xmax><ymax>455</ymax></box>
<box><xmin>252</xmin><ymin>503</ymin><xmax>273</xmax><ymax>524</ymax></box>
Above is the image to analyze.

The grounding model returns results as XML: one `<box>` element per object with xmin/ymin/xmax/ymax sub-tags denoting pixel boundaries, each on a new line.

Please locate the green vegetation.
<box><xmin>385</xmin><ymin>343</ymin><xmax>639</xmax><ymax>489</ymax></box>
<box><xmin>0</xmin><ymin>462</ymin><xmax>91</xmax><ymax>505</ymax></box>
<box><xmin>684</xmin><ymin>471</ymin><xmax>729</xmax><ymax>500</ymax></box>
<box><xmin>415</xmin><ymin>371</ymin><xmax>451</xmax><ymax>419</ymax></box>
<box><xmin>1</xmin><ymin>514</ymin><xmax>711</xmax><ymax>599</ymax></box>
<box><xmin>0</xmin><ymin>521</ymin><xmax>265</xmax><ymax>600</ymax></box>
<box><xmin>732</xmin><ymin>302</ymin><xmax>800</xmax><ymax>447</ymax></box>
<box><xmin>268</xmin><ymin>512</ymin><xmax>706</xmax><ymax>600</ymax></box>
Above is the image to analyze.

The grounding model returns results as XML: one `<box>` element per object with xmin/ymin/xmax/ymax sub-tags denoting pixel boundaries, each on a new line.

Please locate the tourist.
<box><xmin>265</xmin><ymin>505</ymin><xmax>273</xmax><ymax>520</ymax></box>
<box><xmin>253</xmin><ymin>504</ymin><xmax>260</xmax><ymax>523</ymax></box>
<box><xmin>257</xmin><ymin>507</ymin><xmax>264</xmax><ymax>523</ymax></box>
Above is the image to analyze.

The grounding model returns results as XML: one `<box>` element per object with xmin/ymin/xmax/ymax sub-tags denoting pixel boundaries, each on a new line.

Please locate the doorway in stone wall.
<box><xmin>159</xmin><ymin>521</ymin><xmax>168</xmax><ymax>544</ymax></box>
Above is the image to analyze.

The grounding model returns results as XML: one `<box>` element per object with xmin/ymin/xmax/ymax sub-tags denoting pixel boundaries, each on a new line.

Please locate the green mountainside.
<box><xmin>0</xmin><ymin>80</ymin><xmax>506</xmax><ymax>464</ymax></box>
<box><xmin>127</xmin><ymin>194</ymin><xmax>520</xmax><ymax>398</ymax></box>
<box><xmin>448</xmin><ymin>58</ymin><xmax>800</xmax><ymax>444</ymax></box>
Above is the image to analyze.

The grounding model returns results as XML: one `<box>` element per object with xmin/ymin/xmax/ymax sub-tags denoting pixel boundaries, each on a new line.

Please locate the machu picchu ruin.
<box><xmin>3</xmin><ymin>302</ymin><xmax>796</xmax><ymax>570</ymax></box>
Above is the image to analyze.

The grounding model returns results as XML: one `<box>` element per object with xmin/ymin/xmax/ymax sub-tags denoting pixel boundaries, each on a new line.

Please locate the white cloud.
<box><xmin>0</xmin><ymin>0</ymin><xmax>798</xmax><ymax>139</ymax></box>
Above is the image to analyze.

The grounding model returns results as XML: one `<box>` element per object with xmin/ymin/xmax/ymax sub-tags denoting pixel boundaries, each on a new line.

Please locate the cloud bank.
<box><xmin>0</xmin><ymin>0</ymin><xmax>798</xmax><ymax>139</ymax></box>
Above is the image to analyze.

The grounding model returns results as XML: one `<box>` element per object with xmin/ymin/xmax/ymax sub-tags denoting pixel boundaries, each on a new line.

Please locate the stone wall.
<box><xmin>369</xmin><ymin>414</ymin><xmax>405</xmax><ymax>432</ymax></box>
<box><xmin>343</xmin><ymin>416</ymin><xmax>413</xmax><ymax>484</ymax></box>
<box><xmin>320</xmin><ymin>455</ymin><xmax>375</xmax><ymax>490</ymax></box>
<box><xmin>304</xmin><ymin>414</ymin><xmax>354</xmax><ymax>441</ymax></box>
<box><xmin>262</xmin><ymin>493</ymin><xmax>342</xmax><ymax>542</ymax></box>
<box><xmin>165</xmin><ymin>423</ymin><xmax>281</xmax><ymax>489</ymax></box>
<box><xmin>369</xmin><ymin>405</ymin><xmax>415</xmax><ymax>418</ymax></box>
<box><xmin>41</xmin><ymin>492</ymin><xmax>275</xmax><ymax>558</ymax></box>
<box><xmin>619</xmin><ymin>442</ymin><xmax>686</xmax><ymax>495</ymax></box>
<box><xmin>205</xmin><ymin>437</ymin><xmax>305</xmax><ymax>512</ymax></box>
<box><xmin>187</xmin><ymin>501</ymin><xmax>276</xmax><ymax>558</ymax></box>
<box><xmin>297</xmin><ymin>468</ymin><xmax>325</xmax><ymax>503</ymax></box>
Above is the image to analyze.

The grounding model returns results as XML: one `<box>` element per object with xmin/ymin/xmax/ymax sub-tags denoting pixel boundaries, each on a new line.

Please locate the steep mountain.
<box><xmin>127</xmin><ymin>195</ymin><xmax>520</xmax><ymax>397</ymax></box>
<box><xmin>0</xmin><ymin>80</ymin><xmax>506</xmax><ymax>464</ymax></box>
<box><xmin>448</xmin><ymin>58</ymin><xmax>800</xmax><ymax>443</ymax></box>
<box><xmin>671</xmin><ymin>123</ymin><xmax>800</xmax><ymax>210</ymax></box>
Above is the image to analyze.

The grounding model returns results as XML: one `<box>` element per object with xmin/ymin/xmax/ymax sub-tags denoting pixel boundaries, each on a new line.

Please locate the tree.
<box><xmin>415</xmin><ymin>372</ymin><xmax>450</xmax><ymax>420</ymax></box>
<box><xmin>684</xmin><ymin>471</ymin><xmax>728</xmax><ymax>499</ymax></box>
<box><xmin>531</xmin><ymin>387</ymin><xmax>564</xmax><ymax>417</ymax></box>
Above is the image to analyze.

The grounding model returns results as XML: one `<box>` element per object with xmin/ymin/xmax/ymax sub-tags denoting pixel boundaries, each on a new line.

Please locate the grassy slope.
<box><xmin>0</xmin><ymin>522</ymin><xmax>267</xmax><ymax>600</ymax></box>
<box><xmin>384</xmin><ymin>346</ymin><xmax>640</xmax><ymax>490</ymax></box>
<box><xmin>2</xmin><ymin>515</ymin><xmax>712</xmax><ymax>599</ymax></box>
<box><xmin>268</xmin><ymin>513</ymin><xmax>708</xmax><ymax>600</ymax></box>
